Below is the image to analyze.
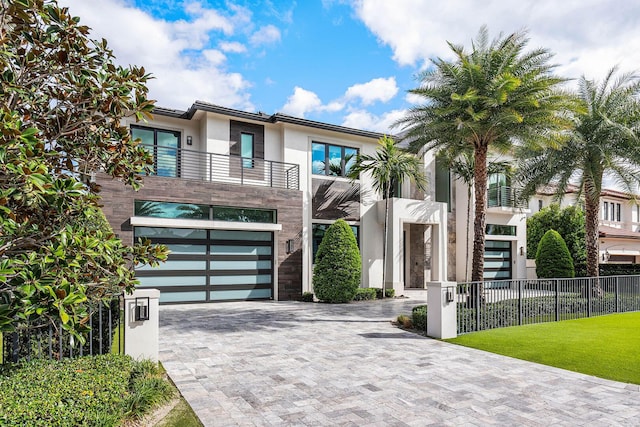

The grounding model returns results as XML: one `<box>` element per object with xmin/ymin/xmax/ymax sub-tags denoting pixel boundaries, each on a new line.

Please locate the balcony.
<box><xmin>488</xmin><ymin>186</ymin><xmax>528</xmax><ymax>209</ymax></box>
<box><xmin>143</xmin><ymin>144</ymin><xmax>299</xmax><ymax>190</ymax></box>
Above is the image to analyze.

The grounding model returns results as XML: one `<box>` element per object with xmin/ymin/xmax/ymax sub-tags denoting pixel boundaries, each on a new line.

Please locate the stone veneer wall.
<box><xmin>97</xmin><ymin>173</ymin><xmax>304</xmax><ymax>300</ymax></box>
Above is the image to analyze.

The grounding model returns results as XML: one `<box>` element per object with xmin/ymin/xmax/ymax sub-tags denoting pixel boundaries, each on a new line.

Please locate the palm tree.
<box><xmin>445</xmin><ymin>149</ymin><xmax>511</xmax><ymax>281</ymax></box>
<box><xmin>518</xmin><ymin>68</ymin><xmax>640</xmax><ymax>279</ymax></box>
<box><xmin>348</xmin><ymin>135</ymin><xmax>427</xmax><ymax>295</ymax></box>
<box><xmin>397</xmin><ymin>26</ymin><xmax>573</xmax><ymax>283</ymax></box>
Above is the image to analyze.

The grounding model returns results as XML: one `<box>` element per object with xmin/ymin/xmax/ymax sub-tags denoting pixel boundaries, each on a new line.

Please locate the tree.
<box><xmin>0</xmin><ymin>0</ymin><xmax>167</xmax><ymax>338</ymax></box>
<box><xmin>312</xmin><ymin>220</ymin><xmax>361</xmax><ymax>303</ymax></box>
<box><xmin>536</xmin><ymin>230</ymin><xmax>575</xmax><ymax>278</ymax></box>
<box><xmin>445</xmin><ymin>150</ymin><xmax>511</xmax><ymax>281</ymax></box>
<box><xmin>398</xmin><ymin>26</ymin><xmax>573</xmax><ymax>284</ymax></box>
<box><xmin>527</xmin><ymin>204</ymin><xmax>586</xmax><ymax>276</ymax></box>
<box><xmin>518</xmin><ymin>68</ymin><xmax>640</xmax><ymax>278</ymax></box>
<box><xmin>348</xmin><ymin>135</ymin><xmax>426</xmax><ymax>293</ymax></box>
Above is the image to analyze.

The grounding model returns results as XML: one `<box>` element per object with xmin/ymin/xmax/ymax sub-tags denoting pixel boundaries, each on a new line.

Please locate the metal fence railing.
<box><xmin>457</xmin><ymin>276</ymin><xmax>640</xmax><ymax>334</ymax></box>
<box><xmin>1</xmin><ymin>296</ymin><xmax>123</xmax><ymax>364</ymax></box>
<box><xmin>143</xmin><ymin>144</ymin><xmax>300</xmax><ymax>190</ymax></box>
<box><xmin>487</xmin><ymin>186</ymin><xmax>528</xmax><ymax>209</ymax></box>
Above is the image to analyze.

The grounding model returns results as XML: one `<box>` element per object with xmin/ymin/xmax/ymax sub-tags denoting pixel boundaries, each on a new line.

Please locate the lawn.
<box><xmin>445</xmin><ymin>311</ymin><xmax>640</xmax><ymax>385</ymax></box>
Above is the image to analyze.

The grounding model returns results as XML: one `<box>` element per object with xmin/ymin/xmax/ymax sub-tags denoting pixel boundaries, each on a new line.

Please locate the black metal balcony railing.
<box><xmin>487</xmin><ymin>186</ymin><xmax>527</xmax><ymax>209</ymax></box>
<box><xmin>142</xmin><ymin>144</ymin><xmax>300</xmax><ymax>190</ymax></box>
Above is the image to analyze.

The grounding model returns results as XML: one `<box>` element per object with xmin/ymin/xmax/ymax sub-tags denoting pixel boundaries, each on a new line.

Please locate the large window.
<box><xmin>312</xmin><ymin>142</ymin><xmax>358</xmax><ymax>177</ymax></box>
<box><xmin>312</xmin><ymin>223</ymin><xmax>359</xmax><ymax>262</ymax></box>
<box><xmin>132</xmin><ymin>125</ymin><xmax>180</xmax><ymax>177</ymax></box>
<box><xmin>435</xmin><ymin>155</ymin><xmax>451</xmax><ymax>210</ymax></box>
<box><xmin>134</xmin><ymin>201</ymin><xmax>276</xmax><ymax>223</ymax></box>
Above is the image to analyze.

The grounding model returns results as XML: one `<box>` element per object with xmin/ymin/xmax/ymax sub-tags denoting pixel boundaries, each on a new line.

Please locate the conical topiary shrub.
<box><xmin>536</xmin><ymin>229</ymin><xmax>575</xmax><ymax>278</ymax></box>
<box><xmin>312</xmin><ymin>219</ymin><xmax>361</xmax><ymax>303</ymax></box>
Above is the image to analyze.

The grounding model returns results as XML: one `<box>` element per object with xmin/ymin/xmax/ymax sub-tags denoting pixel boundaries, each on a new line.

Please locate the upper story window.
<box><xmin>538</xmin><ymin>200</ymin><xmax>543</xmax><ymax>211</ymax></box>
<box><xmin>241</xmin><ymin>133</ymin><xmax>254</xmax><ymax>168</ymax></box>
<box><xmin>132</xmin><ymin>125</ymin><xmax>180</xmax><ymax>177</ymax></box>
<box><xmin>312</xmin><ymin>142</ymin><xmax>358</xmax><ymax>177</ymax></box>
<box><xmin>603</xmin><ymin>201</ymin><xmax>622</xmax><ymax>222</ymax></box>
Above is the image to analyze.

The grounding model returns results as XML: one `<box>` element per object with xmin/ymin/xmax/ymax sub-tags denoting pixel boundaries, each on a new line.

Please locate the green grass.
<box><xmin>446</xmin><ymin>312</ymin><xmax>640</xmax><ymax>384</ymax></box>
<box><xmin>156</xmin><ymin>398</ymin><xmax>203</xmax><ymax>427</ymax></box>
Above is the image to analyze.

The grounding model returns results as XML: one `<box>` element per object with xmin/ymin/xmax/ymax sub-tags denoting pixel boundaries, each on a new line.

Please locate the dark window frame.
<box><xmin>240</xmin><ymin>132</ymin><xmax>255</xmax><ymax>169</ymax></box>
<box><xmin>312</xmin><ymin>141</ymin><xmax>358</xmax><ymax>177</ymax></box>
<box><xmin>131</xmin><ymin>124</ymin><xmax>181</xmax><ymax>178</ymax></box>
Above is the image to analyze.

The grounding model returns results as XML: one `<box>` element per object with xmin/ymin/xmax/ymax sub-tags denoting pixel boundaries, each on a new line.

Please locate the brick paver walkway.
<box><xmin>159</xmin><ymin>297</ymin><xmax>640</xmax><ymax>426</ymax></box>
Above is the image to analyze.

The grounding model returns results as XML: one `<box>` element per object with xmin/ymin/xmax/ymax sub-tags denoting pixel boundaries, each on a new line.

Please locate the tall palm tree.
<box><xmin>397</xmin><ymin>26</ymin><xmax>573</xmax><ymax>283</ymax></box>
<box><xmin>348</xmin><ymin>135</ymin><xmax>427</xmax><ymax>294</ymax></box>
<box><xmin>518</xmin><ymin>68</ymin><xmax>640</xmax><ymax>278</ymax></box>
<box><xmin>445</xmin><ymin>149</ymin><xmax>511</xmax><ymax>281</ymax></box>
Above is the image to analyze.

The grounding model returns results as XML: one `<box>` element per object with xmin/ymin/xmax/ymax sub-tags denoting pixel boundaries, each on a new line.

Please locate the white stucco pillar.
<box><xmin>124</xmin><ymin>288</ymin><xmax>160</xmax><ymax>362</ymax></box>
<box><xmin>426</xmin><ymin>281</ymin><xmax>457</xmax><ymax>339</ymax></box>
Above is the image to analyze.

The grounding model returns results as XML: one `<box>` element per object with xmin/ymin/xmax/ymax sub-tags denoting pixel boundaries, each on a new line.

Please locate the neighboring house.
<box><xmin>530</xmin><ymin>185</ymin><xmax>640</xmax><ymax>264</ymax></box>
<box><xmin>98</xmin><ymin>102</ymin><xmax>527</xmax><ymax>304</ymax></box>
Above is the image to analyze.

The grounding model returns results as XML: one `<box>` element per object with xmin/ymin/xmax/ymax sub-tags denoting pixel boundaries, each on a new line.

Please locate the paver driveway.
<box><xmin>159</xmin><ymin>297</ymin><xmax>640</xmax><ymax>426</ymax></box>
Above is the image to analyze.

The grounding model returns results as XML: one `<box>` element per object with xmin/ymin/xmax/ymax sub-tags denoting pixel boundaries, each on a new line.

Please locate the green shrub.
<box><xmin>353</xmin><ymin>288</ymin><xmax>377</xmax><ymax>301</ymax></box>
<box><xmin>536</xmin><ymin>229</ymin><xmax>575</xmax><ymax>278</ymax></box>
<box><xmin>312</xmin><ymin>219</ymin><xmax>361</xmax><ymax>303</ymax></box>
<box><xmin>300</xmin><ymin>292</ymin><xmax>314</xmax><ymax>302</ymax></box>
<box><xmin>374</xmin><ymin>288</ymin><xmax>396</xmax><ymax>299</ymax></box>
<box><xmin>411</xmin><ymin>305</ymin><xmax>427</xmax><ymax>332</ymax></box>
<box><xmin>0</xmin><ymin>354</ymin><xmax>173</xmax><ymax>426</ymax></box>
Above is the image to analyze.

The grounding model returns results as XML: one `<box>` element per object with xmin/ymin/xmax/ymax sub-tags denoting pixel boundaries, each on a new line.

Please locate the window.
<box><xmin>603</xmin><ymin>202</ymin><xmax>609</xmax><ymax>220</ymax></box>
<box><xmin>611</xmin><ymin>203</ymin><xmax>616</xmax><ymax>222</ymax></box>
<box><xmin>616</xmin><ymin>203</ymin><xmax>621</xmax><ymax>222</ymax></box>
<box><xmin>312</xmin><ymin>223</ymin><xmax>359</xmax><ymax>262</ymax></box>
<box><xmin>435</xmin><ymin>155</ymin><xmax>451</xmax><ymax>210</ymax></box>
<box><xmin>488</xmin><ymin>173</ymin><xmax>509</xmax><ymax>207</ymax></box>
<box><xmin>241</xmin><ymin>133</ymin><xmax>254</xmax><ymax>168</ymax></box>
<box><xmin>312</xmin><ymin>142</ymin><xmax>358</xmax><ymax>177</ymax></box>
<box><xmin>486</xmin><ymin>224</ymin><xmax>516</xmax><ymax>236</ymax></box>
<box><xmin>213</xmin><ymin>206</ymin><xmax>276</xmax><ymax>223</ymax></box>
<box><xmin>132</xmin><ymin>125</ymin><xmax>180</xmax><ymax>177</ymax></box>
<box><xmin>538</xmin><ymin>200</ymin><xmax>543</xmax><ymax>211</ymax></box>
<box><xmin>134</xmin><ymin>200</ymin><xmax>209</xmax><ymax>219</ymax></box>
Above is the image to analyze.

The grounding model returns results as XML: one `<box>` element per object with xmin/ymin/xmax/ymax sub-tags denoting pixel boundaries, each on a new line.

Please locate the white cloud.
<box><xmin>342</xmin><ymin>109</ymin><xmax>406</xmax><ymax>134</ymax></box>
<box><xmin>219</xmin><ymin>41</ymin><xmax>247</xmax><ymax>53</ymax></box>
<box><xmin>404</xmin><ymin>92</ymin><xmax>424</xmax><ymax>106</ymax></box>
<box><xmin>250</xmin><ymin>25</ymin><xmax>281</xmax><ymax>46</ymax></box>
<box><xmin>353</xmin><ymin>0</ymin><xmax>640</xmax><ymax>82</ymax></box>
<box><xmin>58</xmin><ymin>0</ymin><xmax>254</xmax><ymax>110</ymax></box>
<box><xmin>281</xmin><ymin>87</ymin><xmax>323</xmax><ymax>117</ymax></box>
<box><xmin>344</xmin><ymin>77</ymin><xmax>398</xmax><ymax>105</ymax></box>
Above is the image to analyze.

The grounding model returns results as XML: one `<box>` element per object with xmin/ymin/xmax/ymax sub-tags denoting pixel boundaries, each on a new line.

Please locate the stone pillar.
<box><xmin>426</xmin><ymin>281</ymin><xmax>457</xmax><ymax>339</ymax></box>
<box><xmin>124</xmin><ymin>288</ymin><xmax>160</xmax><ymax>362</ymax></box>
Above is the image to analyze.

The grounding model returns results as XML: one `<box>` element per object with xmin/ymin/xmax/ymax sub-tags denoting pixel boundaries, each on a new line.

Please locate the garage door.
<box><xmin>134</xmin><ymin>227</ymin><xmax>273</xmax><ymax>303</ymax></box>
<box><xmin>483</xmin><ymin>240</ymin><xmax>512</xmax><ymax>287</ymax></box>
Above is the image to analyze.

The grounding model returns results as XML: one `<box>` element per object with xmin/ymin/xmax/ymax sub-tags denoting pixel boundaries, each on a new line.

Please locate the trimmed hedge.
<box><xmin>374</xmin><ymin>288</ymin><xmax>396</xmax><ymax>299</ymax></box>
<box><xmin>353</xmin><ymin>288</ymin><xmax>377</xmax><ymax>301</ymax></box>
<box><xmin>300</xmin><ymin>292</ymin><xmax>314</xmax><ymax>302</ymax></box>
<box><xmin>536</xmin><ymin>229</ymin><xmax>575</xmax><ymax>278</ymax></box>
<box><xmin>411</xmin><ymin>305</ymin><xmax>427</xmax><ymax>332</ymax></box>
<box><xmin>600</xmin><ymin>264</ymin><xmax>640</xmax><ymax>276</ymax></box>
<box><xmin>312</xmin><ymin>219</ymin><xmax>361</xmax><ymax>303</ymax></box>
<box><xmin>0</xmin><ymin>354</ymin><xmax>173</xmax><ymax>426</ymax></box>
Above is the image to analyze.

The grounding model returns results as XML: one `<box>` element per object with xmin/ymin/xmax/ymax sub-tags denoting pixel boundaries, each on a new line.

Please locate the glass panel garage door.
<box><xmin>134</xmin><ymin>227</ymin><xmax>273</xmax><ymax>303</ymax></box>
<box><xmin>483</xmin><ymin>240</ymin><xmax>512</xmax><ymax>287</ymax></box>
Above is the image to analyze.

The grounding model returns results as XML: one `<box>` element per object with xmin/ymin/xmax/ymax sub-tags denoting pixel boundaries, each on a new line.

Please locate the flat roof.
<box><xmin>152</xmin><ymin>101</ymin><xmax>390</xmax><ymax>140</ymax></box>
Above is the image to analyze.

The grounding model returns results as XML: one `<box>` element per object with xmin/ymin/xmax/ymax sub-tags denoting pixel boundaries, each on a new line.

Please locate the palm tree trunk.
<box><xmin>471</xmin><ymin>145</ymin><xmax>488</xmax><ymax>283</ymax></box>
<box><xmin>584</xmin><ymin>184</ymin><xmax>603</xmax><ymax>296</ymax></box>
<box><xmin>465</xmin><ymin>187</ymin><xmax>472</xmax><ymax>282</ymax></box>
<box><xmin>382</xmin><ymin>185</ymin><xmax>390</xmax><ymax>298</ymax></box>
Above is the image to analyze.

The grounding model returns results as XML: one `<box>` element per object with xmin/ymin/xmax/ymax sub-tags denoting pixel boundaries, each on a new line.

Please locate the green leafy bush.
<box><xmin>536</xmin><ymin>229</ymin><xmax>575</xmax><ymax>278</ymax></box>
<box><xmin>527</xmin><ymin>204</ymin><xmax>586</xmax><ymax>276</ymax></box>
<box><xmin>300</xmin><ymin>292</ymin><xmax>314</xmax><ymax>302</ymax></box>
<box><xmin>374</xmin><ymin>288</ymin><xmax>396</xmax><ymax>299</ymax></box>
<box><xmin>0</xmin><ymin>354</ymin><xmax>173</xmax><ymax>426</ymax></box>
<box><xmin>411</xmin><ymin>305</ymin><xmax>428</xmax><ymax>332</ymax></box>
<box><xmin>352</xmin><ymin>288</ymin><xmax>377</xmax><ymax>301</ymax></box>
<box><xmin>312</xmin><ymin>219</ymin><xmax>361</xmax><ymax>303</ymax></box>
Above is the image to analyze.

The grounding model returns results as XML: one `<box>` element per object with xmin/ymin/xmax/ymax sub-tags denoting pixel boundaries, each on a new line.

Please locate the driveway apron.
<box><xmin>159</xmin><ymin>298</ymin><xmax>640</xmax><ymax>426</ymax></box>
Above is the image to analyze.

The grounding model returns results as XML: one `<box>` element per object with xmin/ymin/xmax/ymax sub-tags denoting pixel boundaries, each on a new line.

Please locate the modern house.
<box><xmin>530</xmin><ymin>185</ymin><xmax>640</xmax><ymax>265</ymax></box>
<box><xmin>98</xmin><ymin>102</ymin><xmax>528</xmax><ymax>304</ymax></box>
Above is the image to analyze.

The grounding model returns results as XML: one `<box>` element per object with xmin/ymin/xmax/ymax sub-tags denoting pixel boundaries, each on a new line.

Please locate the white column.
<box><xmin>124</xmin><ymin>288</ymin><xmax>160</xmax><ymax>362</ymax></box>
<box><xmin>426</xmin><ymin>281</ymin><xmax>457</xmax><ymax>339</ymax></box>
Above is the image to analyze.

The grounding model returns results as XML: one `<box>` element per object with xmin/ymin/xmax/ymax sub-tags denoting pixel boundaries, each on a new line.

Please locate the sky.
<box><xmin>59</xmin><ymin>0</ymin><xmax>640</xmax><ymax>135</ymax></box>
